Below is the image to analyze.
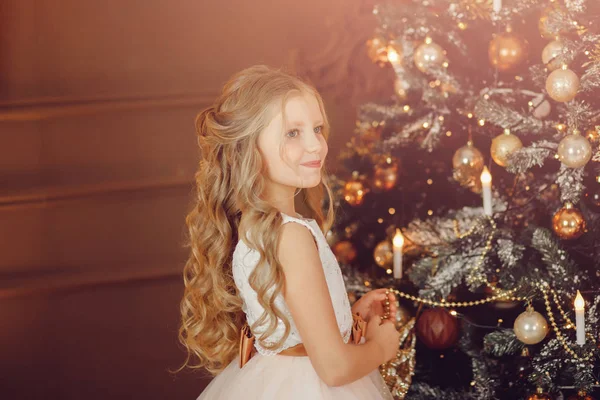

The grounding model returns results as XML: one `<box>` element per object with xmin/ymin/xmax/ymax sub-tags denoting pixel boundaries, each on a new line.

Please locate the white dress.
<box><xmin>197</xmin><ymin>213</ymin><xmax>393</xmax><ymax>399</ymax></box>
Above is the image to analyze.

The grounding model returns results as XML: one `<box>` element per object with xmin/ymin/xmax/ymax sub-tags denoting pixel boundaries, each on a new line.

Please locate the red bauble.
<box><xmin>416</xmin><ymin>308</ymin><xmax>459</xmax><ymax>350</ymax></box>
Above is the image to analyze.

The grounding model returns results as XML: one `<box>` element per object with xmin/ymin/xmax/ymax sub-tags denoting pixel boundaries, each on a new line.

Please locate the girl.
<box><xmin>179</xmin><ymin>65</ymin><xmax>401</xmax><ymax>399</ymax></box>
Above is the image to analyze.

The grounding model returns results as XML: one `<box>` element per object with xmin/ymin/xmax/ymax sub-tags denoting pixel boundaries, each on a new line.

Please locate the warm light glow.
<box><xmin>425</xmin><ymin>37</ymin><xmax>433</xmax><ymax>44</ymax></box>
<box><xmin>389</xmin><ymin>208</ymin><xmax>396</xmax><ymax>215</ymax></box>
<box><xmin>480</xmin><ymin>166</ymin><xmax>492</xmax><ymax>184</ymax></box>
<box><xmin>393</xmin><ymin>228</ymin><xmax>404</xmax><ymax>248</ymax></box>
<box><xmin>387</xmin><ymin>47</ymin><xmax>400</xmax><ymax>64</ymax></box>
<box><xmin>575</xmin><ymin>290</ymin><xmax>585</xmax><ymax>310</ymax></box>
<box><xmin>386</xmin><ymin>269</ymin><xmax>392</xmax><ymax>274</ymax></box>
<box><xmin>449</xmin><ymin>310</ymin><xmax>457</xmax><ymax>316</ymax></box>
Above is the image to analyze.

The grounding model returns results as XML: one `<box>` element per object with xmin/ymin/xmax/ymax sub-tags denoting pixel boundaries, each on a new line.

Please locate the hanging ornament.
<box><xmin>332</xmin><ymin>240</ymin><xmax>358</xmax><ymax>264</ymax></box>
<box><xmin>514</xmin><ymin>305</ymin><xmax>549</xmax><ymax>345</ymax></box>
<box><xmin>538</xmin><ymin>3</ymin><xmax>567</xmax><ymax>39</ymax></box>
<box><xmin>491</xmin><ymin>129</ymin><xmax>523</xmax><ymax>167</ymax></box>
<box><xmin>488</xmin><ymin>27</ymin><xmax>529</xmax><ymax>72</ymax></box>
<box><xmin>394</xmin><ymin>302</ymin><xmax>412</xmax><ymax>330</ymax></box>
<box><xmin>343</xmin><ymin>174</ymin><xmax>368</xmax><ymax>206</ymax></box>
<box><xmin>394</xmin><ymin>77</ymin><xmax>410</xmax><ymax>101</ymax></box>
<box><xmin>366</xmin><ymin>35</ymin><xmax>389</xmax><ymax>65</ymax></box>
<box><xmin>557</xmin><ymin>130</ymin><xmax>592</xmax><ymax>168</ymax></box>
<box><xmin>552</xmin><ymin>202</ymin><xmax>587</xmax><ymax>240</ymax></box>
<box><xmin>546</xmin><ymin>66</ymin><xmax>580</xmax><ymax>103</ymax></box>
<box><xmin>373</xmin><ymin>157</ymin><xmax>400</xmax><ymax>192</ymax></box>
<box><xmin>527</xmin><ymin>387</ymin><xmax>553</xmax><ymax>400</ymax></box>
<box><xmin>567</xmin><ymin>391</ymin><xmax>595</xmax><ymax>400</ymax></box>
<box><xmin>452</xmin><ymin>141</ymin><xmax>484</xmax><ymax>192</ymax></box>
<box><xmin>585</xmin><ymin>127</ymin><xmax>600</xmax><ymax>145</ymax></box>
<box><xmin>542</xmin><ymin>39</ymin><xmax>565</xmax><ymax>71</ymax></box>
<box><xmin>373</xmin><ymin>240</ymin><xmax>393</xmax><ymax>268</ymax></box>
<box><xmin>416</xmin><ymin>308</ymin><xmax>459</xmax><ymax>350</ymax></box>
<box><xmin>531</xmin><ymin>94</ymin><xmax>551</xmax><ymax>120</ymax></box>
<box><xmin>414</xmin><ymin>38</ymin><xmax>446</xmax><ymax>74</ymax></box>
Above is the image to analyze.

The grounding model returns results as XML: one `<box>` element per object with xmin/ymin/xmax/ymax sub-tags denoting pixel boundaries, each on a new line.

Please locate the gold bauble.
<box><xmin>491</xmin><ymin>130</ymin><xmax>523</xmax><ymax>167</ymax></box>
<box><xmin>539</xmin><ymin>3</ymin><xmax>566</xmax><ymax>39</ymax></box>
<box><xmin>332</xmin><ymin>240</ymin><xmax>357</xmax><ymax>264</ymax></box>
<box><xmin>343</xmin><ymin>178</ymin><xmax>367</xmax><ymax>206</ymax></box>
<box><xmin>514</xmin><ymin>306</ymin><xmax>549</xmax><ymax>345</ymax></box>
<box><xmin>546</xmin><ymin>67</ymin><xmax>580</xmax><ymax>103</ymax></box>
<box><xmin>373</xmin><ymin>158</ymin><xmax>399</xmax><ymax>192</ymax></box>
<box><xmin>452</xmin><ymin>141</ymin><xmax>485</xmax><ymax>192</ymax></box>
<box><xmin>394</xmin><ymin>77</ymin><xmax>409</xmax><ymax>101</ymax></box>
<box><xmin>528</xmin><ymin>387</ymin><xmax>553</xmax><ymax>400</ymax></box>
<box><xmin>552</xmin><ymin>202</ymin><xmax>586</xmax><ymax>240</ymax></box>
<box><xmin>394</xmin><ymin>302</ymin><xmax>412</xmax><ymax>330</ymax></box>
<box><xmin>373</xmin><ymin>240</ymin><xmax>393</xmax><ymax>268</ymax></box>
<box><xmin>366</xmin><ymin>35</ymin><xmax>389</xmax><ymax>64</ymax></box>
<box><xmin>557</xmin><ymin>132</ymin><xmax>592</xmax><ymax>168</ymax></box>
<box><xmin>542</xmin><ymin>39</ymin><xmax>565</xmax><ymax>71</ymax></box>
<box><xmin>567</xmin><ymin>391</ymin><xmax>595</xmax><ymax>400</ymax></box>
<box><xmin>414</xmin><ymin>41</ymin><xmax>446</xmax><ymax>74</ymax></box>
<box><xmin>488</xmin><ymin>31</ymin><xmax>528</xmax><ymax>72</ymax></box>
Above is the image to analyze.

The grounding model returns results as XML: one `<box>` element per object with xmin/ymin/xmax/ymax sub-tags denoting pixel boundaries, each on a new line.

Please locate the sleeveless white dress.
<box><xmin>197</xmin><ymin>213</ymin><xmax>393</xmax><ymax>399</ymax></box>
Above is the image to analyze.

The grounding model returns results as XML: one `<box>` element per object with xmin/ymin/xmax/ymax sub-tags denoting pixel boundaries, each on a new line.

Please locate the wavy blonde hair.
<box><xmin>178</xmin><ymin>65</ymin><xmax>335</xmax><ymax>375</ymax></box>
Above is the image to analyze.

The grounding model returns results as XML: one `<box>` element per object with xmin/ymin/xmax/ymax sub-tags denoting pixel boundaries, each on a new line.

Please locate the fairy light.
<box><xmin>389</xmin><ymin>208</ymin><xmax>396</xmax><ymax>215</ymax></box>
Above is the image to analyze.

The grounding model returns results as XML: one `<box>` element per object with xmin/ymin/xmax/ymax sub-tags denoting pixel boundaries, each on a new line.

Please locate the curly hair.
<box><xmin>178</xmin><ymin>65</ymin><xmax>335</xmax><ymax>375</ymax></box>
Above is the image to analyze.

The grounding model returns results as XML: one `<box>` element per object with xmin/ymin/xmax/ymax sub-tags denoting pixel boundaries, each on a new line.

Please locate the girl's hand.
<box><xmin>350</xmin><ymin>288</ymin><xmax>397</xmax><ymax>323</ymax></box>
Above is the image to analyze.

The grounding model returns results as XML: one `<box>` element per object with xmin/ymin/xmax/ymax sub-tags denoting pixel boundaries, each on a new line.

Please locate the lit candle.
<box><xmin>575</xmin><ymin>290</ymin><xmax>585</xmax><ymax>345</ymax></box>
<box><xmin>480</xmin><ymin>166</ymin><xmax>493</xmax><ymax>216</ymax></box>
<box><xmin>493</xmin><ymin>0</ymin><xmax>502</xmax><ymax>13</ymax></box>
<box><xmin>392</xmin><ymin>229</ymin><xmax>404</xmax><ymax>279</ymax></box>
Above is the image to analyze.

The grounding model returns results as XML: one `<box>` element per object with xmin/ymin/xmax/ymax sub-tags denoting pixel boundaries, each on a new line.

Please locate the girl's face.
<box><xmin>258</xmin><ymin>92</ymin><xmax>328</xmax><ymax>194</ymax></box>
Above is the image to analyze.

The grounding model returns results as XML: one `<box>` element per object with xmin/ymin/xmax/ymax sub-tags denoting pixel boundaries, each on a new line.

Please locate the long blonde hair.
<box><xmin>178</xmin><ymin>65</ymin><xmax>335</xmax><ymax>375</ymax></box>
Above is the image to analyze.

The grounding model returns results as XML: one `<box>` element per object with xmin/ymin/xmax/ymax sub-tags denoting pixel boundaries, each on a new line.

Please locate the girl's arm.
<box><xmin>278</xmin><ymin>222</ymin><xmax>385</xmax><ymax>387</ymax></box>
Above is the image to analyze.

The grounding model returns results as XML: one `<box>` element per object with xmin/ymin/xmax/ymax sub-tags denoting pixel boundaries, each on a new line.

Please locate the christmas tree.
<box><xmin>328</xmin><ymin>1</ymin><xmax>600</xmax><ymax>398</ymax></box>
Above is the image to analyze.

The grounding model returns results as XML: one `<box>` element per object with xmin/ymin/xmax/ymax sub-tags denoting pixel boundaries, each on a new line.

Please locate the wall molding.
<box><xmin>0</xmin><ymin>93</ymin><xmax>218</xmax><ymax>122</ymax></box>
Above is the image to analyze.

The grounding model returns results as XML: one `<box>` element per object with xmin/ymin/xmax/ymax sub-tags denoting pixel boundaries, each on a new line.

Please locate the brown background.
<box><xmin>0</xmin><ymin>1</ymin><xmax>391</xmax><ymax>398</ymax></box>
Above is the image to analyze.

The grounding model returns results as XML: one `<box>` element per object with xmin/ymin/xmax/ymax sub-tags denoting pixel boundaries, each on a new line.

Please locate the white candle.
<box><xmin>575</xmin><ymin>290</ymin><xmax>585</xmax><ymax>345</ymax></box>
<box><xmin>392</xmin><ymin>229</ymin><xmax>404</xmax><ymax>279</ymax></box>
<box><xmin>480</xmin><ymin>166</ymin><xmax>493</xmax><ymax>216</ymax></box>
<box><xmin>493</xmin><ymin>0</ymin><xmax>502</xmax><ymax>13</ymax></box>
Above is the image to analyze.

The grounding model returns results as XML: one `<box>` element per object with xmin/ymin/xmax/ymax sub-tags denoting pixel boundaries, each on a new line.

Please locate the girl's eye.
<box><xmin>286</xmin><ymin>129</ymin><xmax>299</xmax><ymax>138</ymax></box>
<box><xmin>314</xmin><ymin>125</ymin><xmax>323</xmax><ymax>134</ymax></box>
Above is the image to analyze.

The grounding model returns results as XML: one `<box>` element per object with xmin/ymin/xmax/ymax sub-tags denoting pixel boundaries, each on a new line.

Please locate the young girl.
<box><xmin>179</xmin><ymin>65</ymin><xmax>401</xmax><ymax>399</ymax></box>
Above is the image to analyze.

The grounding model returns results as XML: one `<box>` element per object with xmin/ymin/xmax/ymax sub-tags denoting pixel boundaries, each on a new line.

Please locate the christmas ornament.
<box><xmin>373</xmin><ymin>240</ymin><xmax>393</xmax><ymax>268</ymax></box>
<box><xmin>343</xmin><ymin>177</ymin><xmax>368</xmax><ymax>206</ymax></box>
<box><xmin>452</xmin><ymin>141</ymin><xmax>484</xmax><ymax>192</ymax></box>
<box><xmin>567</xmin><ymin>391</ymin><xmax>595</xmax><ymax>400</ymax></box>
<box><xmin>538</xmin><ymin>3</ymin><xmax>566</xmax><ymax>39</ymax></box>
<box><xmin>394</xmin><ymin>77</ymin><xmax>409</xmax><ymax>101</ymax></box>
<box><xmin>332</xmin><ymin>240</ymin><xmax>357</xmax><ymax>264</ymax></box>
<box><xmin>373</xmin><ymin>158</ymin><xmax>399</xmax><ymax>192</ymax></box>
<box><xmin>514</xmin><ymin>306</ymin><xmax>549</xmax><ymax>345</ymax></box>
<box><xmin>552</xmin><ymin>202</ymin><xmax>586</xmax><ymax>240</ymax></box>
<box><xmin>546</xmin><ymin>67</ymin><xmax>580</xmax><ymax>103</ymax></box>
<box><xmin>379</xmin><ymin>318</ymin><xmax>416</xmax><ymax>399</ymax></box>
<box><xmin>586</xmin><ymin>127</ymin><xmax>600</xmax><ymax>144</ymax></box>
<box><xmin>491</xmin><ymin>129</ymin><xmax>523</xmax><ymax>167</ymax></box>
<box><xmin>416</xmin><ymin>308</ymin><xmax>459</xmax><ymax>350</ymax></box>
<box><xmin>394</xmin><ymin>302</ymin><xmax>412</xmax><ymax>330</ymax></box>
<box><xmin>366</xmin><ymin>35</ymin><xmax>389</xmax><ymax>65</ymax></box>
<box><xmin>527</xmin><ymin>387</ymin><xmax>552</xmax><ymax>400</ymax></box>
<box><xmin>557</xmin><ymin>131</ymin><xmax>592</xmax><ymax>168</ymax></box>
<box><xmin>488</xmin><ymin>29</ymin><xmax>529</xmax><ymax>72</ymax></box>
<box><xmin>542</xmin><ymin>39</ymin><xmax>565</xmax><ymax>71</ymax></box>
<box><xmin>531</xmin><ymin>94</ymin><xmax>551</xmax><ymax>119</ymax></box>
<box><xmin>414</xmin><ymin>39</ymin><xmax>446</xmax><ymax>74</ymax></box>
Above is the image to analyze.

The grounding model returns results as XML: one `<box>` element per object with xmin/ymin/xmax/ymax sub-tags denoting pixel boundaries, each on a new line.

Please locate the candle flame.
<box><xmin>393</xmin><ymin>228</ymin><xmax>404</xmax><ymax>248</ymax></box>
<box><xmin>480</xmin><ymin>166</ymin><xmax>492</xmax><ymax>184</ymax></box>
<box><xmin>575</xmin><ymin>290</ymin><xmax>585</xmax><ymax>310</ymax></box>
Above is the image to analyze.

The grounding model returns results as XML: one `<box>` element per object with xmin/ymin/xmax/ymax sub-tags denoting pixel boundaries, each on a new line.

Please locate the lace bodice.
<box><xmin>232</xmin><ymin>213</ymin><xmax>353</xmax><ymax>356</ymax></box>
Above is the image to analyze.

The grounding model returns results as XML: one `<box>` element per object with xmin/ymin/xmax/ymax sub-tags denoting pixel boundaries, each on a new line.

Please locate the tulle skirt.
<box><xmin>197</xmin><ymin>353</ymin><xmax>393</xmax><ymax>399</ymax></box>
